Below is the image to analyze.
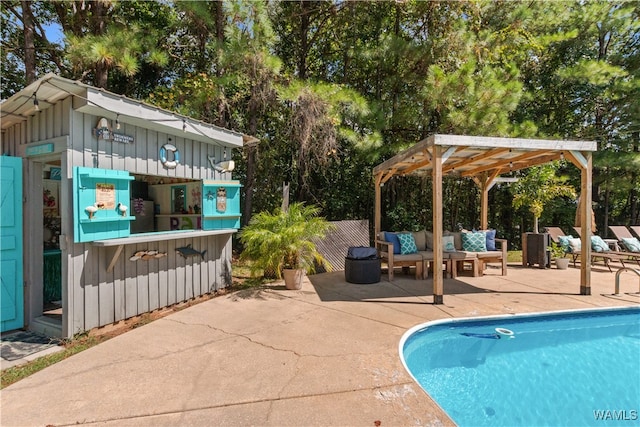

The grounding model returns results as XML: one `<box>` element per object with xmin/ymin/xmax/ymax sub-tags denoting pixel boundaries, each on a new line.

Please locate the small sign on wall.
<box><xmin>96</xmin><ymin>183</ymin><xmax>116</xmax><ymax>210</ymax></box>
<box><xmin>94</xmin><ymin>117</ymin><xmax>134</xmax><ymax>143</ymax></box>
<box><xmin>216</xmin><ymin>187</ymin><xmax>227</xmax><ymax>212</ymax></box>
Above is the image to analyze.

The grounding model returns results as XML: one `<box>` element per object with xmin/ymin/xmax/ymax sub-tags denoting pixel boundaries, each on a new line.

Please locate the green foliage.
<box><xmin>239</xmin><ymin>203</ymin><xmax>335</xmax><ymax>278</ymax></box>
<box><xmin>4</xmin><ymin>0</ymin><xmax>639</xmax><ymax>234</ymax></box>
<box><xmin>512</xmin><ymin>164</ymin><xmax>577</xmax><ymax>233</ymax></box>
<box><xmin>548</xmin><ymin>241</ymin><xmax>566</xmax><ymax>260</ymax></box>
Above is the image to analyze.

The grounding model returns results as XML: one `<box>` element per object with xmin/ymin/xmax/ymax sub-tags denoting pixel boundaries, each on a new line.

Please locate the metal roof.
<box><xmin>0</xmin><ymin>73</ymin><xmax>247</xmax><ymax>148</ymax></box>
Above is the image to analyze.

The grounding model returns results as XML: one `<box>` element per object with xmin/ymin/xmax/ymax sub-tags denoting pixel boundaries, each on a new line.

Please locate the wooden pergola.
<box><xmin>373</xmin><ymin>134</ymin><xmax>597</xmax><ymax>304</ymax></box>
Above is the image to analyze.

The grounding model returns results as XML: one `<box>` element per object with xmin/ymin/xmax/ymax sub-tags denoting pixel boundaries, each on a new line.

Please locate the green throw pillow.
<box><xmin>621</xmin><ymin>237</ymin><xmax>640</xmax><ymax>252</ymax></box>
<box><xmin>591</xmin><ymin>236</ymin><xmax>610</xmax><ymax>252</ymax></box>
<box><xmin>443</xmin><ymin>235</ymin><xmax>456</xmax><ymax>252</ymax></box>
<box><xmin>462</xmin><ymin>231</ymin><xmax>487</xmax><ymax>252</ymax></box>
<box><xmin>397</xmin><ymin>233</ymin><xmax>418</xmax><ymax>254</ymax></box>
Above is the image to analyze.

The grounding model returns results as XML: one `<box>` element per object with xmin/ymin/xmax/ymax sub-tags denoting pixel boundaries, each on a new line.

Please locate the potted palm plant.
<box><xmin>239</xmin><ymin>202</ymin><xmax>334</xmax><ymax>289</ymax></box>
<box><xmin>548</xmin><ymin>242</ymin><xmax>569</xmax><ymax>270</ymax></box>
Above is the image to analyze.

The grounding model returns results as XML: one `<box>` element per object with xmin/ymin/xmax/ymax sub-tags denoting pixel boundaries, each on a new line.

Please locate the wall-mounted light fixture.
<box><xmin>116</xmin><ymin>114</ymin><xmax>121</xmax><ymax>130</ymax></box>
<box><xmin>33</xmin><ymin>92</ymin><xmax>40</xmax><ymax>111</ymax></box>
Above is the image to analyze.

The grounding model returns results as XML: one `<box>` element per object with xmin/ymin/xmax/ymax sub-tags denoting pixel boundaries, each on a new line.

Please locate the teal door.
<box><xmin>1</xmin><ymin>156</ymin><xmax>24</xmax><ymax>332</ymax></box>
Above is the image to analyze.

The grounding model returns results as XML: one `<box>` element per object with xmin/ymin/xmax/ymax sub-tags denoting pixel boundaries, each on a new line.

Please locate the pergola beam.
<box><xmin>443</xmin><ymin>147</ymin><xmax>510</xmax><ymax>173</ymax></box>
<box><xmin>461</xmin><ymin>149</ymin><xmax>549</xmax><ymax>177</ymax></box>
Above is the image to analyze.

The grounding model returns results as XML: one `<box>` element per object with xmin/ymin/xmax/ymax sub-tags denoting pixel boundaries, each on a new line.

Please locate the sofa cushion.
<box><xmin>384</xmin><ymin>231</ymin><xmax>401</xmax><ymax>254</ymax></box>
<box><xmin>443</xmin><ymin>235</ymin><xmax>456</xmax><ymax>252</ymax></box>
<box><xmin>462</xmin><ymin>231</ymin><xmax>487</xmax><ymax>252</ymax></box>
<box><xmin>424</xmin><ymin>230</ymin><xmax>433</xmax><ymax>250</ymax></box>
<box><xmin>393</xmin><ymin>253</ymin><xmax>423</xmax><ymax>261</ymax></box>
<box><xmin>591</xmin><ymin>235</ymin><xmax>610</xmax><ymax>252</ymax></box>
<box><xmin>398</xmin><ymin>233</ymin><xmax>418</xmax><ymax>254</ymax></box>
<box><xmin>447</xmin><ymin>251</ymin><xmax>477</xmax><ymax>260</ymax></box>
<box><xmin>419</xmin><ymin>250</ymin><xmax>434</xmax><ymax>261</ymax></box>
<box><xmin>411</xmin><ymin>230</ymin><xmax>427</xmax><ymax>251</ymax></box>
<box><xmin>476</xmin><ymin>251</ymin><xmax>503</xmax><ymax>259</ymax></box>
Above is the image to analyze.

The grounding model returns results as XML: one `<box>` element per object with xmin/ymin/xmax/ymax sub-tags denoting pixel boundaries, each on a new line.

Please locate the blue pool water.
<box><xmin>400</xmin><ymin>307</ymin><xmax>640</xmax><ymax>427</ymax></box>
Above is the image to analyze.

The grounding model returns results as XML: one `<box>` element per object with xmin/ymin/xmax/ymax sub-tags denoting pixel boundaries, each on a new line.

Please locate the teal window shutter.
<box><xmin>73</xmin><ymin>166</ymin><xmax>134</xmax><ymax>243</ymax></box>
<box><xmin>201</xmin><ymin>180</ymin><xmax>242</xmax><ymax>230</ymax></box>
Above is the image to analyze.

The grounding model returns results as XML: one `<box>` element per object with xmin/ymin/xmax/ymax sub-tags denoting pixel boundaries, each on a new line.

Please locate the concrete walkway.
<box><xmin>1</xmin><ymin>264</ymin><xmax>638</xmax><ymax>426</ymax></box>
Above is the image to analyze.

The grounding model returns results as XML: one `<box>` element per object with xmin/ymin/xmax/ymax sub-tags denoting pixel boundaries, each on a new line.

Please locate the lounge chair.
<box><xmin>608</xmin><ymin>225</ymin><xmax>640</xmax><ymax>256</ymax></box>
<box><xmin>631</xmin><ymin>226</ymin><xmax>640</xmax><ymax>239</ymax></box>
<box><xmin>546</xmin><ymin>226</ymin><xmax>630</xmax><ymax>271</ymax></box>
<box><xmin>608</xmin><ymin>226</ymin><xmax>637</xmax><ymax>251</ymax></box>
<box><xmin>571</xmin><ymin>226</ymin><xmax>640</xmax><ymax>270</ymax></box>
<box><xmin>545</xmin><ymin>226</ymin><xmax>568</xmax><ymax>244</ymax></box>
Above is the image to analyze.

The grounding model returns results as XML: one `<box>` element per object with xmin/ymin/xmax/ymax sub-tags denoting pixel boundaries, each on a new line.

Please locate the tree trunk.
<box><xmin>214</xmin><ymin>0</ymin><xmax>225</xmax><ymax>77</ymax></box>
<box><xmin>91</xmin><ymin>1</ymin><xmax>108</xmax><ymax>88</ymax></box>
<box><xmin>22</xmin><ymin>0</ymin><xmax>36</xmax><ymax>85</ymax></box>
<box><xmin>242</xmin><ymin>143</ymin><xmax>257</xmax><ymax>226</ymax></box>
<box><xmin>298</xmin><ymin>1</ymin><xmax>309</xmax><ymax>79</ymax></box>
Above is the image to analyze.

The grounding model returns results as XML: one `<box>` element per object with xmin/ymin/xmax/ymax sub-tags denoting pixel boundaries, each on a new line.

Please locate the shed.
<box><xmin>373</xmin><ymin>134</ymin><xmax>597</xmax><ymax>303</ymax></box>
<box><xmin>1</xmin><ymin>74</ymin><xmax>248</xmax><ymax>338</ymax></box>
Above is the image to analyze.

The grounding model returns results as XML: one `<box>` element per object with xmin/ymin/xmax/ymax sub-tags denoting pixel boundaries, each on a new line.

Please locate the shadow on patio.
<box><xmin>308</xmin><ymin>265</ymin><xmax>589</xmax><ymax>304</ymax></box>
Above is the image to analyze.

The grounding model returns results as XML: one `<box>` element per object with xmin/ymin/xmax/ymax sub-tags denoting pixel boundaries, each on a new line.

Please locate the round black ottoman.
<box><xmin>345</xmin><ymin>257</ymin><xmax>381</xmax><ymax>284</ymax></box>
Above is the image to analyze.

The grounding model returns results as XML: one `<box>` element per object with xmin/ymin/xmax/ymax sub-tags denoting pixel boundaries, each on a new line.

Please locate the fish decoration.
<box><xmin>129</xmin><ymin>250</ymin><xmax>167</xmax><ymax>262</ymax></box>
<box><xmin>176</xmin><ymin>244</ymin><xmax>207</xmax><ymax>260</ymax></box>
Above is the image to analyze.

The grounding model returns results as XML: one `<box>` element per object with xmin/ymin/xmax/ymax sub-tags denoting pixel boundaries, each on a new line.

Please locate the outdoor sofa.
<box><xmin>375</xmin><ymin>229</ymin><xmax>507</xmax><ymax>281</ymax></box>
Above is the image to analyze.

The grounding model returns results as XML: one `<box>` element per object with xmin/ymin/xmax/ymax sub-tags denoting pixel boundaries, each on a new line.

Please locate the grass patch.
<box><xmin>0</xmin><ymin>261</ymin><xmax>272</xmax><ymax>389</ymax></box>
<box><xmin>1</xmin><ymin>334</ymin><xmax>104</xmax><ymax>389</ymax></box>
<box><xmin>508</xmin><ymin>250</ymin><xmax>523</xmax><ymax>263</ymax></box>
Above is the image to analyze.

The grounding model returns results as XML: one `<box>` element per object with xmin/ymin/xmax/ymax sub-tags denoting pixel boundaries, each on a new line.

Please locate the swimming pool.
<box><xmin>400</xmin><ymin>306</ymin><xmax>640</xmax><ymax>426</ymax></box>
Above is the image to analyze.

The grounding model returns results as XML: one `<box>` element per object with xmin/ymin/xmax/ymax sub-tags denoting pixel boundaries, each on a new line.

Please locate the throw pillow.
<box><xmin>482</xmin><ymin>229</ymin><xmax>497</xmax><ymax>251</ymax></box>
<box><xmin>462</xmin><ymin>231</ymin><xmax>487</xmax><ymax>252</ymax></box>
<box><xmin>411</xmin><ymin>230</ymin><xmax>427</xmax><ymax>251</ymax></box>
<box><xmin>424</xmin><ymin>230</ymin><xmax>434</xmax><ymax>250</ymax></box>
<box><xmin>568</xmin><ymin>238</ymin><xmax>582</xmax><ymax>253</ymax></box>
<box><xmin>591</xmin><ymin>236</ymin><xmax>610</xmax><ymax>252</ymax></box>
<box><xmin>445</xmin><ymin>231</ymin><xmax>463</xmax><ymax>251</ymax></box>
<box><xmin>397</xmin><ymin>233</ymin><xmax>418</xmax><ymax>254</ymax></box>
<box><xmin>443</xmin><ymin>235</ymin><xmax>456</xmax><ymax>252</ymax></box>
<box><xmin>384</xmin><ymin>231</ymin><xmax>401</xmax><ymax>255</ymax></box>
<box><xmin>621</xmin><ymin>237</ymin><xmax>640</xmax><ymax>252</ymax></box>
<box><xmin>558</xmin><ymin>235</ymin><xmax>573</xmax><ymax>253</ymax></box>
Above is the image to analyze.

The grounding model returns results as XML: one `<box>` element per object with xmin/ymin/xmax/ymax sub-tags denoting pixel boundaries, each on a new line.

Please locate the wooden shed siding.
<box><xmin>61</xmin><ymin>110</ymin><xmax>233</xmax><ymax>335</ymax></box>
<box><xmin>2</xmin><ymin>100</ymin><xmax>235</xmax><ymax>337</ymax></box>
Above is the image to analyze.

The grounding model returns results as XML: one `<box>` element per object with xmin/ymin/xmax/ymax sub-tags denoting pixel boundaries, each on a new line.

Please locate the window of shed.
<box><xmin>72</xmin><ymin>167</ymin><xmax>241</xmax><ymax>243</ymax></box>
<box><xmin>133</xmin><ymin>175</ymin><xmax>202</xmax><ymax>234</ymax></box>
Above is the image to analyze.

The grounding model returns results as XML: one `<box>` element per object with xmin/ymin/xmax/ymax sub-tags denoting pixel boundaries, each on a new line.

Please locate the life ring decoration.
<box><xmin>160</xmin><ymin>143</ymin><xmax>180</xmax><ymax>169</ymax></box>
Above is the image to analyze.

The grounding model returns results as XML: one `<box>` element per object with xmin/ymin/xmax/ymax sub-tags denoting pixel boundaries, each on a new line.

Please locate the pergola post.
<box><xmin>374</xmin><ymin>173</ymin><xmax>382</xmax><ymax>239</ymax></box>
<box><xmin>432</xmin><ymin>145</ymin><xmax>444</xmax><ymax>304</ymax></box>
<box><xmin>580</xmin><ymin>152</ymin><xmax>593</xmax><ymax>295</ymax></box>
<box><xmin>474</xmin><ymin>171</ymin><xmax>499</xmax><ymax>230</ymax></box>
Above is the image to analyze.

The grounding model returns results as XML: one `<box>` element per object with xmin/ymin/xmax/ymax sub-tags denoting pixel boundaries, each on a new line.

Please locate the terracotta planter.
<box><xmin>555</xmin><ymin>258</ymin><xmax>570</xmax><ymax>270</ymax></box>
<box><xmin>283</xmin><ymin>268</ymin><xmax>305</xmax><ymax>290</ymax></box>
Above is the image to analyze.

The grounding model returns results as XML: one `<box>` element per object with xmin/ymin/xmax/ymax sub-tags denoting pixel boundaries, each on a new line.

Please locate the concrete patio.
<box><xmin>1</xmin><ymin>263</ymin><xmax>638</xmax><ymax>426</ymax></box>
